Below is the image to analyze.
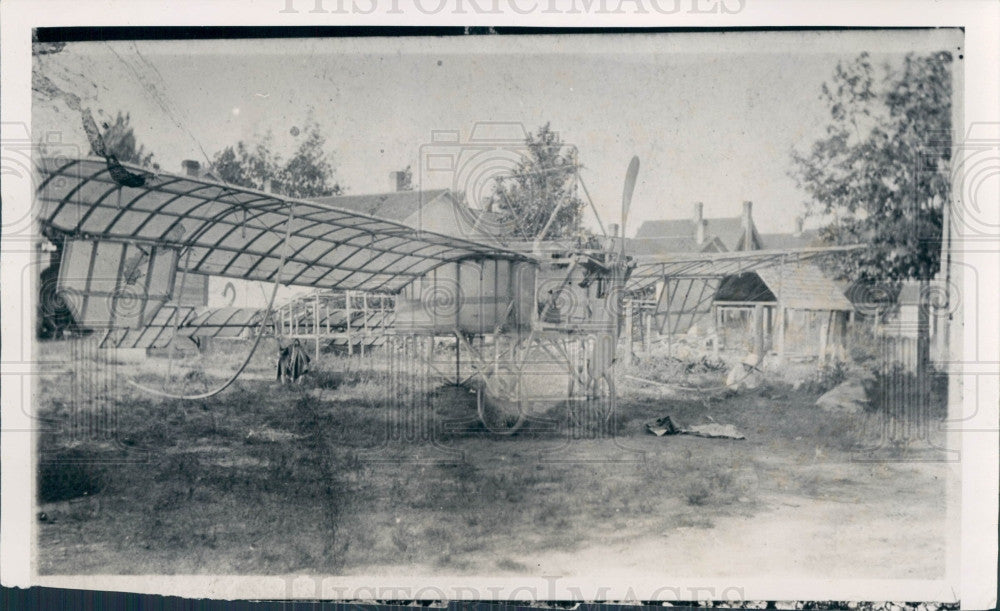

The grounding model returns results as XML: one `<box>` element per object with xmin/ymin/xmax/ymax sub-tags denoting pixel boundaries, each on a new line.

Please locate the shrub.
<box><xmin>38</xmin><ymin>446</ymin><xmax>107</xmax><ymax>503</ymax></box>
<box><xmin>797</xmin><ymin>360</ymin><xmax>849</xmax><ymax>395</ymax></box>
<box><xmin>864</xmin><ymin>363</ymin><xmax>948</xmax><ymax>420</ymax></box>
<box><xmin>678</xmin><ymin>460</ymin><xmax>752</xmax><ymax>508</ymax></box>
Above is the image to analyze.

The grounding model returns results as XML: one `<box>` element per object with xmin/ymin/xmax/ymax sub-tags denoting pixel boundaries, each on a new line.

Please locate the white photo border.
<box><xmin>1</xmin><ymin>1</ymin><xmax>996</xmax><ymax>608</ymax></box>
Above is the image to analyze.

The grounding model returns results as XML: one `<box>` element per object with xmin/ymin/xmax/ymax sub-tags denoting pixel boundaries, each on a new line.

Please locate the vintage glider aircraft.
<box><xmin>35</xmin><ymin>155</ymin><xmax>858</xmax><ymax>433</ymax></box>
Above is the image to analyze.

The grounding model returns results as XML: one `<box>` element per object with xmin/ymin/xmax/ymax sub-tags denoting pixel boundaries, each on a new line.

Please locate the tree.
<box><xmin>790</xmin><ymin>51</ymin><xmax>953</xmax><ymax>371</ymax></box>
<box><xmin>91</xmin><ymin>111</ymin><xmax>156</xmax><ymax>168</ymax></box>
<box><xmin>211</xmin><ymin>119</ymin><xmax>344</xmax><ymax>198</ymax></box>
<box><xmin>211</xmin><ymin>137</ymin><xmax>281</xmax><ymax>193</ymax></box>
<box><xmin>789</xmin><ymin>51</ymin><xmax>953</xmax><ymax>284</ymax></box>
<box><xmin>481</xmin><ymin>123</ymin><xmax>584</xmax><ymax>240</ymax></box>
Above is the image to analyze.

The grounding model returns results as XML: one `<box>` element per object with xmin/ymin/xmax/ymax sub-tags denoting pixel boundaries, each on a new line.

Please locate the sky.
<box><xmin>34</xmin><ymin>29</ymin><xmax>962</xmax><ymax>240</ymax></box>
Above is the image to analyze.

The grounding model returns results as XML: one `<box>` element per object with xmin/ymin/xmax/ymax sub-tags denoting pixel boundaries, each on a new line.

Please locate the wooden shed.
<box><xmin>713</xmin><ymin>262</ymin><xmax>853</xmax><ymax>362</ymax></box>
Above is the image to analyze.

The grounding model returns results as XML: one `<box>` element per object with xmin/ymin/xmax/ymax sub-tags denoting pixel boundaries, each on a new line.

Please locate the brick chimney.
<box><xmin>605</xmin><ymin>223</ymin><xmax>621</xmax><ymax>251</ymax></box>
<box><xmin>741</xmin><ymin>201</ymin><xmax>754</xmax><ymax>250</ymax></box>
<box><xmin>695</xmin><ymin>221</ymin><xmax>706</xmax><ymax>245</ymax></box>
<box><xmin>693</xmin><ymin>202</ymin><xmax>706</xmax><ymax>244</ymax></box>
<box><xmin>181</xmin><ymin>159</ymin><xmax>201</xmax><ymax>177</ymax></box>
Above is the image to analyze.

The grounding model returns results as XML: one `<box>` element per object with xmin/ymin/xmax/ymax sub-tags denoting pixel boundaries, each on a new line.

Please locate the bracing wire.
<box><xmin>165</xmin><ymin>248</ymin><xmax>192</xmax><ymax>388</ymax></box>
<box><xmin>102</xmin><ymin>42</ymin><xmax>291</xmax><ymax>245</ymax></box>
<box><xmin>126</xmin><ymin>203</ymin><xmax>297</xmax><ymax>400</ymax></box>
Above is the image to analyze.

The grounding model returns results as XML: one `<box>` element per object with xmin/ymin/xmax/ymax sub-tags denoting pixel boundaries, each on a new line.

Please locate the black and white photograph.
<box><xmin>2</xmin><ymin>2</ymin><xmax>998</xmax><ymax>608</ymax></box>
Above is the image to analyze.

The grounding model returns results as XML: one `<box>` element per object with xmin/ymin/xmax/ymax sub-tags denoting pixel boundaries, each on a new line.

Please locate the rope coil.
<box><xmin>127</xmin><ymin>203</ymin><xmax>297</xmax><ymax>400</ymax></box>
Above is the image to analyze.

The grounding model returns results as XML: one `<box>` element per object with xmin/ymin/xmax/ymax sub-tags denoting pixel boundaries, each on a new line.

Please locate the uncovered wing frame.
<box><xmin>37</xmin><ymin>157</ymin><xmax>526</xmax><ymax>295</ymax></box>
<box><xmin>627</xmin><ymin>245</ymin><xmax>864</xmax><ymax>292</ymax></box>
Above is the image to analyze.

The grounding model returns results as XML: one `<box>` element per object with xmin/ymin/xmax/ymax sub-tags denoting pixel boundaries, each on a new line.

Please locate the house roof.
<box><xmin>759</xmin><ymin>230</ymin><xmax>824</xmax><ymax>250</ymax></box>
<box><xmin>309</xmin><ymin>189</ymin><xmax>450</xmax><ymax>221</ymax></box>
<box><xmin>624</xmin><ymin>235</ymin><xmax>725</xmax><ymax>256</ymax></box>
<box><xmin>634</xmin><ymin>216</ymin><xmax>756</xmax><ymax>252</ymax></box>
<box><xmin>754</xmin><ymin>263</ymin><xmax>853</xmax><ymax>311</ymax></box>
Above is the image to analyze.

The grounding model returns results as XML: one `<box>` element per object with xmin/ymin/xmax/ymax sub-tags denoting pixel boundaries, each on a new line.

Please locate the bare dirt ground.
<box><xmin>35</xmin><ymin>339</ymin><xmax>954</xmax><ymax>579</ymax></box>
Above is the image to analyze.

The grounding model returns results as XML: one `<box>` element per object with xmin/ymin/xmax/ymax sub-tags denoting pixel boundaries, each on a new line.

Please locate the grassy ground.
<box><xmin>36</xmin><ymin>338</ymin><xmax>952</xmax><ymax>578</ymax></box>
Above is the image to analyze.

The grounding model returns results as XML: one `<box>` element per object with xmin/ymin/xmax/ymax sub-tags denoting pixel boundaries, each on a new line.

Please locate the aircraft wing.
<box><xmin>37</xmin><ymin>157</ymin><xmax>524</xmax><ymax>295</ymax></box>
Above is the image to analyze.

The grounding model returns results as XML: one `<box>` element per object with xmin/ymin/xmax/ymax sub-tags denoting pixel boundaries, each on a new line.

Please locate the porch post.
<box><xmin>753</xmin><ymin>303</ymin><xmax>764</xmax><ymax>359</ymax></box>
<box><xmin>776</xmin><ymin>305</ymin><xmax>786</xmax><ymax>364</ymax></box>
<box><xmin>818</xmin><ymin>310</ymin><xmax>830</xmax><ymax>366</ymax></box>
<box><xmin>714</xmin><ymin>305</ymin><xmax>722</xmax><ymax>355</ymax></box>
<box><xmin>642</xmin><ymin>306</ymin><xmax>651</xmax><ymax>353</ymax></box>
<box><xmin>840</xmin><ymin>311</ymin><xmax>849</xmax><ymax>360</ymax></box>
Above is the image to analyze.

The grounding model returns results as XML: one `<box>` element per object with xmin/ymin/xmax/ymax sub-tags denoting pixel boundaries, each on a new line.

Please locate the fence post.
<box><xmin>624</xmin><ymin>299</ymin><xmax>634</xmax><ymax>365</ymax></box>
<box><xmin>313</xmin><ymin>292</ymin><xmax>320</xmax><ymax>361</ymax></box>
<box><xmin>346</xmin><ymin>290</ymin><xmax>353</xmax><ymax>357</ymax></box>
<box><xmin>361</xmin><ymin>292</ymin><xmax>368</xmax><ymax>358</ymax></box>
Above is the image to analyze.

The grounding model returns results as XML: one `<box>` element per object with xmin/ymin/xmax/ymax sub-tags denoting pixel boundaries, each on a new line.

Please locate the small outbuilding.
<box><xmin>713</xmin><ymin>262</ymin><xmax>853</xmax><ymax>362</ymax></box>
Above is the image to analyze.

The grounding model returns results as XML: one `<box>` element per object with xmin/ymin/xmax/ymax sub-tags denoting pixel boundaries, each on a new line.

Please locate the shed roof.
<box><xmin>755</xmin><ymin>263</ymin><xmax>853</xmax><ymax>311</ymax></box>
